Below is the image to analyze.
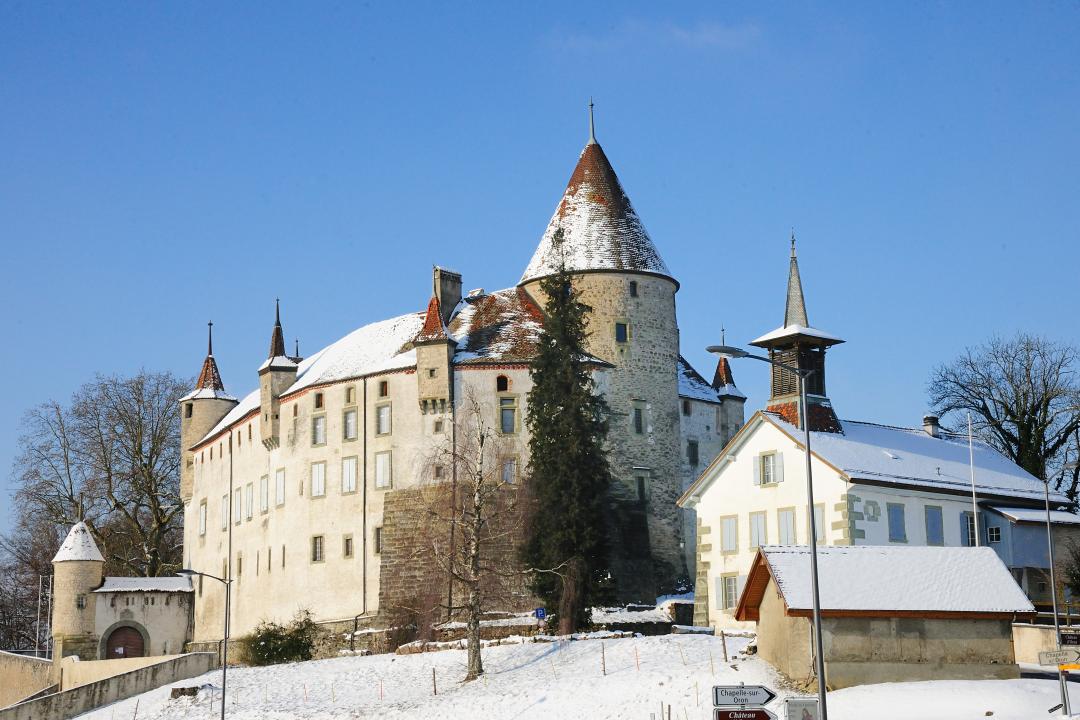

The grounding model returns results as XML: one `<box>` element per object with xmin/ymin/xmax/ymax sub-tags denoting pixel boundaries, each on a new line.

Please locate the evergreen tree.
<box><xmin>522</xmin><ymin>232</ymin><xmax>613</xmax><ymax>633</ymax></box>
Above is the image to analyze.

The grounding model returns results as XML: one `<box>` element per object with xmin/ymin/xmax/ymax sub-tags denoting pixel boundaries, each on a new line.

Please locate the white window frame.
<box><xmin>198</xmin><ymin>500</ymin><xmax>207</xmax><ymax>536</ymax></box>
<box><xmin>343</xmin><ymin>408</ymin><xmax>358</xmax><ymax>441</ymax></box>
<box><xmin>311</xmin><ymin>462</ymin><xmax>326</xmax><ymax>498</ymax></box>
<box><xmin>342</xmin><ymin>456</ymin><xmax>358</xmax><ymax>494</ymax></box>
<box><xmin>275</xmin><ymin>468</ymin><xmax>286</xmax><ymax>507</ymax></box>
<box><xmin>749</xmin><ymin>512</ymin><xmax>767</xmax><ymax>548</ymax></box>
<box><xmin>259</xmin><ymin>475</ymin><xmax>269</xmax><ymax>513</ymax></box>
<box><xmin>375</xmin><ymin>451</ymin><xmax>392</xmax><ymax>489</ymax></box>
<box><xmin>220</xmin><ymin>494</ymin><xmax>228</xmax><ymax>530</ymax></box>
<box><xmin>720</xmin><ymin>516</ymin><xmax>738</xmax><ymax>553</ymax></box>
<box><xmin>501</xmin><ymin>458</ymin><xmax>517</xmax><ymax>484</ymax></box>
<box><xmin>987</xmin><ymin>526</ymin><xmax>1002</xmax><ymax>544</ymax></box>
<box><xmin>244</xmin><ymin>483</ymin><xmax>253</xmax><ymax>520</ymax></box>
<box><xmin>312</xmin><ymin>415</ymin><xmax>327</xmax><ymax>446</ymax></box>
<box><xmin>778</xmin><ymin>507</ymin><xmax>796</xmax><ymax>545</ymax></box>
<box><xmin>233</xmin><ymin>488</ymin><xmax>242</xmax><ymax>524</ymax></box>
<box><xmin>375</xmin><ymin>403</ymin><xmax>392</xmax><ymax>435</ymax></box>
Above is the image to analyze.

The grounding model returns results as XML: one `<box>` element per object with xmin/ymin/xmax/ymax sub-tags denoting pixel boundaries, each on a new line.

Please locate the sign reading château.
<box><xmin>713</xmin><ymin>710</ymin><xmax>777</xmax><ymax>720</ymax></box>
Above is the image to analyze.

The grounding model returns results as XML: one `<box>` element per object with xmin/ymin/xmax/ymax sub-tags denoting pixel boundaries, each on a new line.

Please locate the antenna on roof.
<box><xmin>588</xmin><ymin>97</ymin><xmax>597</xmax><ymax>145</ymax></box>
<box><xmin>295</xmin><ymin>338</ymin><xmax>299</xmax><ymax>358</ymax></box>
<box><xmin>207</xmin><ymin>321</ymin><xmax>214</xmax><ymax>355</ymax></box>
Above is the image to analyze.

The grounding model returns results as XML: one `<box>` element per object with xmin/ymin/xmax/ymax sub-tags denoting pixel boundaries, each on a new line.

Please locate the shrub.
<box><xmin>240</xmin><ymin>610</ymin><xmax>320</xmax><ymax>666</ymax></box>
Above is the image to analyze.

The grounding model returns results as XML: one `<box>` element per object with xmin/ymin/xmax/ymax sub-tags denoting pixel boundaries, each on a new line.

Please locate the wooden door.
<box><xmin>105</xmin><ymin>626</ymin><xmax>144</xmax><ymax>658</ymax></box>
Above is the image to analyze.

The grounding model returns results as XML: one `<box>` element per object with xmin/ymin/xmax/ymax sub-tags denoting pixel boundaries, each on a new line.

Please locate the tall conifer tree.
<box><xmin>522</xmin><ymin>232</ymin><xmax>613</xmax><ymax>633</ymax></box>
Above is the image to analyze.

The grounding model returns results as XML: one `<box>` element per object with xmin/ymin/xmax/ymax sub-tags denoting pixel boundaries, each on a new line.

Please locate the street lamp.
<box><xmin>1047</xmin><ymin>462</ymin><xmax>1078</xmax><ymax>717</ymax></box>
<box><xmin>708</xmin><ymin>344</ymin><xmax>829</xmax><ymax>720</ymax></box>
<box><xmin>178</xmin><ymin>568</ymin><xmax>231</xmax><ymax>719</ymax></box>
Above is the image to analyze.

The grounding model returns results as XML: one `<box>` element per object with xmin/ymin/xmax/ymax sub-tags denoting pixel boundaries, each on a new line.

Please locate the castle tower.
<box><xmin>259</xmin><ymin>300</ymin><xmax>300</xmax><ymax>449</ymax></box>
<box><xmin>413</xmin><ymin>268</ymin><xmax>458</xmax><ymax>414</ymax></box>
<box><xmin>180</xmin><ymin>323</ymin><xmax>239</xmax><ymax>501</ymax></box>
<box><xmin>51</xmin><ymin>522</ymin><xmax>105</xmax><ymax>659</ymax></box>
<box><xmin>710</xmin><ymin>352</ymin><xmax>747</xmax><ymax>447</ymax></box>
<box><xmin>749</xmin><ymin>237</ymin><xmax>844</xmax><ymax>432</ymax></box>
<box><xmin>519</xmin><ymin>105</ymin><xmax>684</xmax><ymax>598</ymax></box>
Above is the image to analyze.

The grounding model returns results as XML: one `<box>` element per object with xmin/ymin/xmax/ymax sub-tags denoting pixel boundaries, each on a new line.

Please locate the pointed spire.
<box><xmin>413</xmin><ymin>295</ymin><xmax>452</xmax><ymax>344</ymax></box>
<box><xmin>268</xmin><ymin>298</ymin><xmax>287</xmax><ymax>358</ymax></box>
<box><xmin>784</xmin><ymin>231</ymin><xmax>809</xmax><ymax>328</ymax></box>
<box><xmin>207</xmin><ymin>321</ymin><xmax>214</xmax><ymax>355</ymax></box>
<box><xmin>194</xmin><ymin>321</ymin><xmax>226</xmax><ymax>392</ymax></box>
<box><xmin>587</xmin><ymin>97</ymin><xmax>597</xmax><ymax>145</ymax></box>
<box><xmin>712</xmin><ymin>355</ymin><xmax>737</xmax><ymax>390</ymax></box>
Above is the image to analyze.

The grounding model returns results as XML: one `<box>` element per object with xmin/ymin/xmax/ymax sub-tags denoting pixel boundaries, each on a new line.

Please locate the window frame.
<box><xmin>720</xmin><ymin>574</ymin><xmax>739</xmax><ymax>610</ymax></box>
<box><xmin>310</xmin><ymin>461</ymin><xmax>327</xmax><ymax>498</ymax></box>
<box><xmin>311</xmin><ymin>414</ymin><xmax>327</xmax><ymax>446</ymax></box>
<box><xmin>614</xmin><ymin>320</ymin><xmax>630</xmax><ymax>344</ymax></box>
<box><xmin>343</xmin><ymin>407</ymin><xmax>358</xmax><ymax>441</ymax></box>
<box><xmin>343</xmin><ymin>534</ymin><xmax>354</xmax><ymax>558</ymax></box>
<box><xmin>924</xmin><ymin>505</ymin><xmax>944</xmax><ymax>546</ymax></box>
<box><xmin>342</xmin><ymin>456</ymin><xmax>358</xmax><ymax>494</ymax></box>
<box><xmin>498</xmin><ymin>394</ymin><xmax>519</xmax><ymax>435</ymax></box>
<box><xmin>311</xmin><ymin>535</ymin><xmax>325</xmax><ymax>563</ymax></box>
<box><xmin>719</xmin><ymin>515</ymin><xmax>738</xmax><ymax>554</ymax></box>
<box><xmin>887</xmin><ymin>502</ymin><xmax>907</xmax><ymax>543</ymax></box>
<box><xmin>987</xmin><ymin>526</ymin><xmax>1002</xmax><ymax>544</ymax></box>
<box><xmin>374</xmin><ymin>451</ymin><xmax>392</xmax><ymax>489</ymax></box>
<box><xmin>749</xmin><ymin>511</ymin><xmax>768</xmax><ymax>548</ymax></box>
<box><xmin>375</xmin><ymin>402</ymin><xmax>392</xmax><ymax>436</ymax></box>
<box><xmin>501</xmin><ymin>457</ymin><xmax>517</xmax><ymax>485</ymax></box>
<box><xmin>777</xmin><ymin>506</ymin><xmax>797</xmax><ymax>545</ymax></box>
<box><xmin>275</xmin><ymin>468</ymin><xmax>286</xmax><ymax>507</ymax></box>
<box><xmin>198</xmin><ymin>500</ymin><xmax>207</xmax><ymax>536</ymax></box>
<box><xmin>259</xmin><ymin>475</ymin><xmax>269</xmax><ymax>514</ymax></box>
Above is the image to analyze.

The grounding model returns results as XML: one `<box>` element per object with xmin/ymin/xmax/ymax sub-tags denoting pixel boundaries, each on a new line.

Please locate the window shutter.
<box><xmin>736</xmin><ymin>574</ymin><xmax>747</xmax><ymax>602</ymax></box>
<box><xmin>714</xmin><ymin>577</ymin><xmax>725</xmax><ymax>610</ymax></box>
<box><xmin>775</xmin><ymin>453</ymin><xmax>785</xmax><ymax>483</ymax></box>
<box><xmin>752</xmin><ymin>456</ymin><xmax>761</xmax><ymax>485</ymax></box>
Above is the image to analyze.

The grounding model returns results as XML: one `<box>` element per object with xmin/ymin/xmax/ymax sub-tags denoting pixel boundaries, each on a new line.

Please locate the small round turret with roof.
<box><xmin>180</xmin><ymin>322</ymin><xmax>239</xmax><ymax>502</ymax></box>
<box><xmin>51</xmin><ymin>521</ymin><xmax>105</xmax><ymax>659</ymax></box>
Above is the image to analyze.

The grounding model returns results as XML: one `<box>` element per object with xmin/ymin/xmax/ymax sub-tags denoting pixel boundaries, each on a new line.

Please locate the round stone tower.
<box><xmin>519</xmin><ymin>116</ymin><xmax>684</xmax><ymax>600</ymax></box>
<box><xmin>51</xmin><ymin>521</ymin><xmax>105</xmax><ymax>659</ymax></box>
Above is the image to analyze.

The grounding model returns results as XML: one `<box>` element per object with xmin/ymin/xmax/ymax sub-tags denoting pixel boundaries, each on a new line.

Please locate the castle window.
<box><xmin>260</xmin><ymin>475</ymin><xmax>269</xmax><ymax>513</ymax></box>
<box><xmin>379</xmin><ymin>380</ymin><xmax>389</xmax><ymax>397</ymax></box>
<box><xmin>496</xmin><ymin>375</ymin><xmax>509</xmax><ymax>392</ymax></box>
<box><xmin>682</xmin><ymin>399</ymin><xmax>691</xmax><ymax>416</ymax></box>
<box><xmin>428</xmin><ymin>368</ymin><xmax>437</xmax><ymax>378</ymax></box>
<box><xmin>615</xmin><ymin>322</ymin><xmax>629</xmax><ymax>344</ymax></box>
<box><xmin>376</xmin><ymin>404</ymin><xmax>392</xmax><ymax>435</ymax></box>
<box><xmin>267</xmin><ymin>546</ymin><xmax>272</xmax><ymax>572</ymax></box>
<box><xmin>237</xmin><ymin>430</ymin><xmax>241</xmax><ymax>447</ymax></box>
<box><xmin>375</xmin><ymin>451</ymin><xmax>392</xmax><ymax>488</ymax></box>
<box><xmin>433</xmin><ymin>418</ymin><xmax>444</xmax><ymax>434</ymax></box>
<box><xmin>312</xmin><ymin>415</ymin><xmax>327</xmax><ymax>445</ymax></box>
<box><xmin>248</xmin><ymin>425</ymin><xmax>252</xmax><ymax>441</ymax></box>
<box><xmin>281</xmin><ymin>544</ymin><xmax>286</xmax><ymax>568</ymax></box>
<box><xmin>434</xmin><ymin>464</ymin><xmax>445</xmax><ymax>480</ymax></box>
<box><xmin>245</xmin><ymin>483</ymin><xmax>253</xmax><ymax>520</ymax></box>
<box><xmin>499</xmin><ymin>397</ymin><xmax>518</xmax><ymax>434</ymax></box>
<box><xmin>314</xmin><ymin>392</ymin><xmax>324</xmax><ymax>409</ymax></box>
<box><xmin>237</xmin><ymin>553</ymin><xmax>243</xmax><ymax>578</ymax></box>
<box><xmin>629</xmin><ymin>281</ymin><xmax>638</xmax><ymax>297</ymax></box>
<box><xmin>76</xmin><ymin>594</ymin><xmax>86</xmax><ymax>610</ymax></box>
<box><xmin>311</xmin><ymin>536</ymin><xmax>325</xmax><ymax>563</ymax></box>
<box><xmin>275</xmin><ymin>469</ymin><xmax>286</xmax><ymax>506</ymax></box>
<box><xmin>342</xmin><ymin>456</ymin><xmax>358</xmax><ymax>494</ymax></box>
<box><xmin>221</xmin><ymin>494</ymin><xmax>228</xmax><ymax>530</ymax></box>
<box><xmin>198</xmin><ymin>500</ymin><xmax>207</xmax><ymax>536</ymax></box>
<box><xmin>343</xmin><ymin>534</ymin><xmax>354</xmax><ymax>558</ymax></box>
<box><xmin>633</xmin><ymin>406</ymin><xmax>644</xmax><ymax>434</ymax></box>
<box><xmin>501</xmin><ymin>458</ymin><xmax>517</xmax><ymax>484</ymax></box>
<box><xmin>293</xmin><ymin>405</ymin><xmax>298</xmax><ymax>418</ymax></box>
<box><xmin>210</xmin><ymin>447</ymin><xmax>213</xmax><ymax>460</ymax></box>
<box><xmin>374</xmin><ymin>527</ymin><xmax>383</xmax><ymax>554</ymax></box>
<box><xmin>311</xmin><ymin>462</ymin><xmax>326</xmax><ymax>497</ymax></box>
<box><xmin>185</xmin><ymin>403</ymin><xmax>193</xmax><ymax>418</ymax></box>
<box><xmin>687</xmin><ymin>440</ymin><xmax>699</xmax><ymax>466</ymax></box>
<box><xmin>636</xmin><ymin>476</ymin><xmax>649</xmax><ymax>504</ymax></box>
<box><xmin>345</xmin><ymin>386</ymin><xmax>356</xmax><ymax>404</ymax></box>
<box><xmin>343</xmin><ymin>409</ymin><xmax>358</xmax><ymax>440</ymax></box>
<box><xmin>233</xmin><ymin>489</ymin><xmax>242</xmax><ymax>524</ymax></box>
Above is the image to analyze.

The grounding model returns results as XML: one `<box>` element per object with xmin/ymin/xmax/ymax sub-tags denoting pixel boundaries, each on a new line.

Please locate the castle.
<box><xmin>178</xmin><ymin>116</ymin><xmax>745</xmax><ymax>643</ymax></box>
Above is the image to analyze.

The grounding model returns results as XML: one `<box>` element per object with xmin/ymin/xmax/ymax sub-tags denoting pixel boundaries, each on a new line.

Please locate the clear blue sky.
<box><xmin>2</xmin><ymin>2</ymin><xmax>1079</xmax><ymax>533</ymax></box>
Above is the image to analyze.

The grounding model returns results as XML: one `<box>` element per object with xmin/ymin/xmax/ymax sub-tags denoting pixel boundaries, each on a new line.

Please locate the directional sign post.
<box><xmin>713</xmin><ymin>709</ymin><xmax>777</xmax><ymax>720</ymax></box>
<box><xmin>1039</xmin><ymin>649</ymin><xmax>1080</xmax><ymax>666</ymax></box>
<box><xmin>713</xmin><ymin>685</ymin><xmax>777</xmax><ymax>707</ymax></box>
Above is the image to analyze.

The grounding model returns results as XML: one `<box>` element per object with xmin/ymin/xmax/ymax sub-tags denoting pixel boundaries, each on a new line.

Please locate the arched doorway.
<box><xmin>105</xmin><ymin>626</ymin><xmax>144</xmax><ymax>659</ymax></box>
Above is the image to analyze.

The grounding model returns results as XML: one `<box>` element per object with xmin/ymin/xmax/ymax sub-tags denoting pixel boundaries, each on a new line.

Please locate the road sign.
<box><xmin>1062</xmin><ymin>630</ymin><xmax>1080</xmax><ymax>646</ymax></box>
<box><xmin>784</xmin><ymin>696</ymin><xmax>820</xmax><ymax>720</ymax></box>
<box><xmin>1039</xmin><ymin>649</ymin><xmax>1080</xmax><ymax>666</ymax></box>
<box><xmin>534</xmin><ymin>608</ymin><xmax>546</xmax><ymax>620</ymax></box>
<box><xmin>1060</xmin><ymin>663</ymin><xmax>1080</xmax><ymax>671</ymax></box>
<box><xmin>714</xmin><ymin>709</ymin><xmax>777</xmax><ymax>720</ymax></box>
<box><xmin>713</xmin><ymin>685</ymin><xmax>777</xmax><ymax>707</ymax></box>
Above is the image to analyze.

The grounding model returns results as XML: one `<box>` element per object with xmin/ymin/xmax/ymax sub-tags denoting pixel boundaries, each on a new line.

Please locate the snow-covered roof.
<box><xmin>520</xmin><ymin>142</ymin><xmax>672</xmax><ymax>285</ymax></box>
<box><xmin>52</xmin><ymin>522</ymin><xmax>104</xmax><ymax>563</ymax></box>
<box><xmin>179</xmin><ymin>387</ymin><xmax>238</xmax><ymax>402</ymax></box>
<box><xmin>747</xmin><ymin>545</ymin><xmax>1033</xmax><ymax>615</ymax></box>
<box><xmin>449</xmin><ymin>288</ymin><xmax>544</xmax><ymax>364</ymax></box>
<box><xmin>767</xmin><ymin>414</ymin><xmax>1063</xmax><ymax>503</ymax></box>
<box><xmin>987</xmin><ymin>506</ymin><xmax>1080</xmax><ymax>525</ymax></box>
<box><xmin>750</xmin><ymin>323</ymin><xmax>843</xmax><ymax>346</ymax></box>
<box><xmin>257</xmin><ymin>355</ymin><xmax>299</xmax><ymax>372</ymax></box>
<box><xmin>94</xmin><ymin>576</ymin><xmax>193</xmax><ymax>593</ymax></box>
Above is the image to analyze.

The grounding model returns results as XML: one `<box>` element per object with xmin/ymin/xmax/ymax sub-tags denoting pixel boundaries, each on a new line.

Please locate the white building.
<box><xmin>679</xmin><ymin>244</ymin><xmax>1068</xmax><ymax>629</ymax></box>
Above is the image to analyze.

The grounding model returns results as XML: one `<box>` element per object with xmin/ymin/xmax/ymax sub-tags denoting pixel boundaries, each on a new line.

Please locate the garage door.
<box><xmin>105</xmin><ymin>626</ymin><xmax>144</xmax><ymax>658</ymax></box>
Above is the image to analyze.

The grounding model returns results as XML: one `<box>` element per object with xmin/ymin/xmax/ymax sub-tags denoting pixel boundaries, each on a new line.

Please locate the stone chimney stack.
<box><xmin>923</xmin><ymin>414</ymin><xmax>941</xmax><ymax>438</ymax></box>
<box><xmin>433</xmin><ymin>267</ymin><xmax>462</xmax><ymax>326</ymax></box>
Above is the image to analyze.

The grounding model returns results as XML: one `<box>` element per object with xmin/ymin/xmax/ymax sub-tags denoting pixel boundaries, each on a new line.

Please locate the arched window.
<box><xmin>496</xmin><ymin>375</ymin><xmax>510</xmax><ymax>392</ymax></box>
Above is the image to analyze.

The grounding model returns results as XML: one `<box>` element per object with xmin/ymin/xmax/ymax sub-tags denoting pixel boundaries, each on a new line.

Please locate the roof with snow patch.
<box><xmin>52</xmin><ymin>522</ymin><xmax>104</xmax><ymax>563</ymax></box>
<box><xmin>519</xmin><ymin>142</ymin><xmax>672</xmax><ymax>285</ymax></box>
<box><xmin>736</xmin><ymin>545</ymin><xmax>1033</xmax><ymax>620</ymax></box>
<box><xmin>987</xmin><ymin>506</ymin><xmax>1080</xmax><ymax>525</ymax></box>
<box><xmin>448</xmin><ymin>288</ymin><xmax>545</xmax><ymax>364</ymax></box>
<box><xmin>678</xmin><ymin>356</ymin><xmax>741</xmax><ymax>403</ymax></box>
<box><xmin>94</xmin><ymin>576</ymin><xmax>193</xmax><ymax>593</ymax></box>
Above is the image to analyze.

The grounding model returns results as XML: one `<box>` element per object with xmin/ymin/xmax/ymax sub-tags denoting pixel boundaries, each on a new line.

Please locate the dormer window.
<box><xmin>496</xmin><ymin>375</ymin><xmax>509</xmax><ymax>392</ymax></box>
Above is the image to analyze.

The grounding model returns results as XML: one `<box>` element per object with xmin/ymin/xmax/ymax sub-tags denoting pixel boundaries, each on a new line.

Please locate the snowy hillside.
<box><xmin>77</xmin><ymin>634</ymin><xmax>1079</xmax><ymax>720</ymax></box>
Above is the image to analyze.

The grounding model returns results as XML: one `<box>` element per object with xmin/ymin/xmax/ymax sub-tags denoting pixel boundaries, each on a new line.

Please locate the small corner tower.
<box><xmin>51</xmin><ymin>521</ymin><xmax>105</xmax><ymax>659</ymax></box>
<box><xmin>259</xmin><ymin>300</ymin><xmax>300</xmax><ymax>449</ymax></box>
<box><xmin>710</xmin><ymin>342</ymin><xmax>747</xmax><ymax>445</ymax></box>
<box><xmin>413</xmin><ymin>268</ymin><xmax>458</xmax><ymax>415</ymax></box>
<box><xmin>750</xmin><ymin>236</ymin><xmax>844</xmax><ymax>432</ymax></box>
<box><xmin>180</xmin><ymin>322</ymin><xmax>239</xmax><ymax>501</ymax></box>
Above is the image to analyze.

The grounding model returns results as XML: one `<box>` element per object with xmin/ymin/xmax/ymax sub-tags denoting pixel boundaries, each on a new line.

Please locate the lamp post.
<box><xmin>708</xmin><ymin>344</ymin><xmax>829</xmax><ymax>720</ymax></box>
<box><xmin>177</xmin><ymin>569</ymin><xmax>231</xmax><ymax>719</ymax></box>
<box><xmin>1048</xmin><ymin>462</ymin><xmax>1078</xmax><ymax>716</ymax></box>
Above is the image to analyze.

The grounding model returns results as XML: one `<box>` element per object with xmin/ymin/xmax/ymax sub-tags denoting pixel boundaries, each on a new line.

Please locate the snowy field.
<box><xmin>76</xmin><ymin>634</ymin><xmax>1080</xmax><ymax>720</ymax></box>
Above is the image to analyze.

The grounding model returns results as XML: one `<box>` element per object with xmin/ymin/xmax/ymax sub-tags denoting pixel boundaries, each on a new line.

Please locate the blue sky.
<box><xmin>2</xmin><ymin>2</ymin><xmax>1079</xmax><ymax>533</ymax></box>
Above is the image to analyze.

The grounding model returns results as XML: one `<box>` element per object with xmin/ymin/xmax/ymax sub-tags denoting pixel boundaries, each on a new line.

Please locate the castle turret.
<box><xmin>51</xmin><ymin>522</ymin><xmax>105</xmax><ymax>659</ymax></box>
<box><xmin>180</xmin><ymin>323</ymin><xmax>239</xmax><ymax>501</ymax></box>
<box><xmin>519</xmin><ymin>103</ymin><xmax>684</xmax><ymax>597</ymax></box>
<box><xmin>413</xmin><ymin>270</ymin><xmax>457</xmax><ymax>414</ymax></box>
<box><xmin>750</xmin><ymin>237</ymin><xmax>844</xmax><ymax>432</ymax></box>
<box><xmin>711</xmin><ymin>351</ymin><xmax>746</xmax><ymax>446</ymax></box>
<box><xmin>259</xmin><ymin>300</ymin><xmax>299</xmax><ymax>449</ymax></box>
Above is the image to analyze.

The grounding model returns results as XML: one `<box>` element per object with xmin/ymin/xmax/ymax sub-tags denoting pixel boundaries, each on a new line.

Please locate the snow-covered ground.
<box><xmin>76</xmin><ymin>634</ymin><xmax>1080</xmax><ymax>720</ymax></box>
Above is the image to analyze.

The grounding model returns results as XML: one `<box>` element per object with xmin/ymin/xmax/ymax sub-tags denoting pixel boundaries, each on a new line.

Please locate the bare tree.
<box><xmin>422</xmin><ymin>393</ymin><xmax>524</xmax><ymax>681</ymax></box>
<box><xmin>7</xmin><ymin>370</ymin><xmax>188</xmax><ymax>578</ymax></box>
<box><xmin>928</xmin><ymin>333</ymin><xmax>1080</xmax><ymax>495</ymax></box>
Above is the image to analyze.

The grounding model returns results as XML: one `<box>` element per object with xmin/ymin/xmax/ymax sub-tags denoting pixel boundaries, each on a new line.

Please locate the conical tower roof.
<box><xmin>751</xmin><ymin>237</ymin><xmax>843</xmax><ymax>348</ymax></box>
<box><xmin>268</xmin><ymin>299</ymin><xmax>287</xmax><ymax>358</ymax></box>
<box><xmin>52</xmin><ymin>521</ymin><xmax>104</xmax><ymax>563</ymax></box>
<box><xmin>519</xmin><ymin>123</ymin><xmax>672</xmax><ymax>285</ymax></box>
<box><xmin>412</xmin><ymin>295</ymin><xmax>453</xmax><ymax>345</ymax></box>
<box><xmin>181</xmin><ymin>323</ymin><xmax>237</xmax><ymax>401</ymax></box>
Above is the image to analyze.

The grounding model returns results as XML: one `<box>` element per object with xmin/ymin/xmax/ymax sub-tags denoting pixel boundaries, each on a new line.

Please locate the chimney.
<box><xmin>433</xmin><ymin>267</ymin><xmax>462</xmax><ymax>326</ymax></box>
<box><xmin>923</xmin><ymin>414</ymin><xmax>941</xmax><ymax>438</ymax></box>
